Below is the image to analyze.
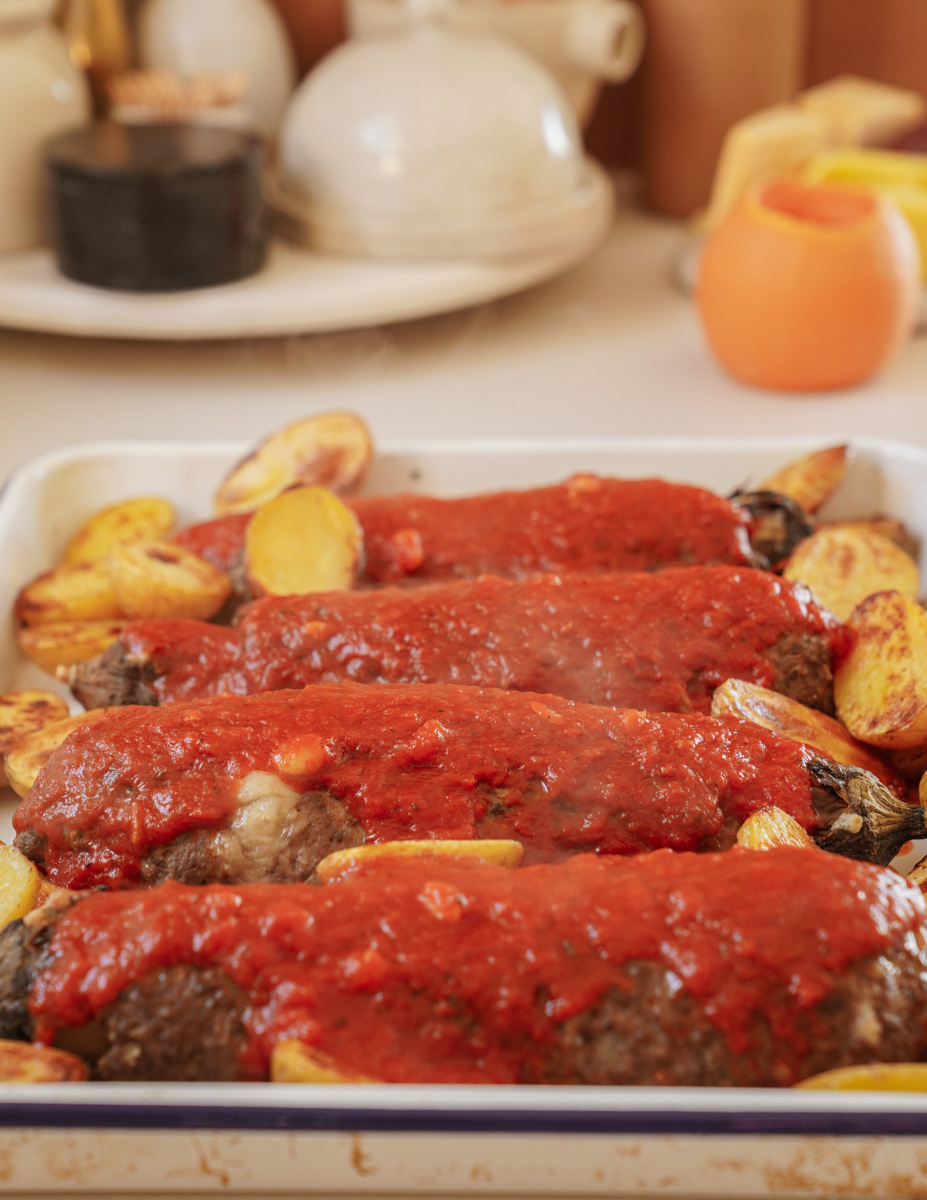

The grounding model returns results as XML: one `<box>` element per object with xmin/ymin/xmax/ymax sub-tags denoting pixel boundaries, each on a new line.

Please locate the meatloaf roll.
<box><xmin>13</xmin><ymin>682</ymin><xmax>923</xmax><ymax>890</ymax></box>
<box><xmin>174</xmin><ymin>473</ymin><xmax>808</xmax><ymax>586</ymax></box>
<box><xmin>69</xmin><ymin>566</ymin><xmax>843</xmax><ymax>714</ymax></box>
<box><xmin>3</xmin><ymin>848</ymin><xmax>927</xmax><ymax>1085</ymax></box>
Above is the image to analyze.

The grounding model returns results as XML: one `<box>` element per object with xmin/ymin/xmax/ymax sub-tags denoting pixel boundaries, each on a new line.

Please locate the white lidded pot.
<box><xmin>272</xmin><ymin>2</ymin><xmax>614</xmax><ymax>260</ymax></box>
<box><xmin>347</xmin><ymin>0</ymin><xmax>645</xmax><ymax>128</ymax></box>
<box><xmin>0</xmin><ymin>0</ymin><xmax>91</xmax><ymax>254</ymax></box>
<box><xmin>137</xmin><ymin>0</ymin><xmax>298</xmax><ymax>137</ymax></box>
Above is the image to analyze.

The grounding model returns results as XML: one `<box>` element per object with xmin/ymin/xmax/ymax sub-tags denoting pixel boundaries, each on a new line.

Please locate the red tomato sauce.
<box><xmin>122</xmin><ymin>566</ymin><xmax>843</xmax><ymax>709</ymax></box>
<box><xmin>29</xmin><ymin>849</ymin><xmax>926</xmax><ymax>1082</ymax></box>
<box><xmin>16</xmin><ymin>682</ymin><xmax>820</xmax><ymax>889</ymax></box>
<box><xmin>173</xmin><ymin>476</ymin><xmax>754</xmax><ymax>583</ymax></box>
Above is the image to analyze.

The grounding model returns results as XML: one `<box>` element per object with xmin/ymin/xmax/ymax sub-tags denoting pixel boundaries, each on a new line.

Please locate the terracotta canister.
<box><xmin>0</xmin><ymin>0</ymin><xmax>91</xmax><ymax>253</ymax></box>
<box><xmin>805</xmin><ymin>0</ymin><xmax>927</xmax><ymax>98</ymax></box>
<box><xmin>636</xmin><ymin>0</ymin><xmax>807</xmax><ymax>217</ymax></box>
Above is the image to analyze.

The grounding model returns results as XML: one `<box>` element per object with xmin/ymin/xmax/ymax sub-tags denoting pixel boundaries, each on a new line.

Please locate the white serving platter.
<box><xmin>3</xmin><ymin>434</ymin><xmax>927</xmax><ymax>1199</ymax></box>
<box><xmin>0</xmin><ymin>171</ymin><xmax>611</xmax><ymax>342</ymax></box>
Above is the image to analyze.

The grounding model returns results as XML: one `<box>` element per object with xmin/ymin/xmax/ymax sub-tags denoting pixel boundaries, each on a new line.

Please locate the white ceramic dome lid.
<box><xmin>277</xmin><ymin>14</ymin><xmax>587</xmax><ymax>224</ymax></box>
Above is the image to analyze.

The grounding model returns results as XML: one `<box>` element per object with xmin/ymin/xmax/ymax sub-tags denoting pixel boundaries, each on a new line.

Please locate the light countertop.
<box><xmin>1</xmin><ymin>190</ymin><xmax>925</xmax><ymax>478</ymax></box>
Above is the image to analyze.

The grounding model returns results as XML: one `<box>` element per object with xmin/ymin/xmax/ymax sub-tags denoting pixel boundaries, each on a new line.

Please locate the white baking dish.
<box><xmin>2</xmin><ymin>434</ymin><xmax>927</xmax><ymax>1199</ymax></box>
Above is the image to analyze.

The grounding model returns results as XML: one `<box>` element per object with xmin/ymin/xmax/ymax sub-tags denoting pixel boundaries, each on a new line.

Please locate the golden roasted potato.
<box><xmin>107</xmin><ymin>539</ymin><xmax>231</xmax><ymax>620</ymax></box>
<box><xmin>316</xmin><ymin>838</ymin><xmax>525</xmax><ymax>884</ymax></box>
<box><xmin>756</xmin><ymin>444</ymin><xmax>850</xmax><ymax>514</ymax></box>
<box><xmin>0</xmin><ymin>690</ymin><xmax>70</xmax><ymax>789</ymax></box>
<box><xmin>711</xmin><ymin>678</ymin><xmax>907</xmax><ymax>796</ymax></box>
<box><xmin>245</xmin><ymin>486</ymin><xmax>364</xmax><ymax>598</ymax></box>
<box><xmin>907</xmin><ymin>854</ymin><xmax>927</xmax><ymax>893</ymax></box>
<box><xmin>0</xmin><ymin>1039</ymin><xmax>88</xmax><ymax>1083</ymax></box>
<box><xmin>819</xmin><ymin>517</ymin><xmax>920</xmax><ymax>562</ymax></box>
<box><xmin>0</xmin><ymin>843</ymin><xmax>42</xmax><ymax>929</ymax></box>
<box><xmin>796</xmin><ymin>1064</ymin><xmax>927</xmax><ymax>1092</ymax></box>
<box><xmin>889</xmin><ymin>745</ymin><xmax>927</xmax><ymax>782</ymax></box>
<box><xmin>64</xmin><ymin>496</ymin><xmax>176</xmax><ymax>565</ymax></box>
<box><xmin>17</xmin><ymin>619</ymin><xmax>127</xmax><ymax>675</ymax></box>
<box><xmin>736</xmin><ymin>806</ymin><xmax>815</xmax><ymax>851</ymax></box>
<box><xmin>271</xmin><ymin>1040</ymin><xmax>374</xmax><ymax>1084</ymax></box>
<box><xmin>5</xmin><ymin>708</ymin><xmax>109</xmax><ymax>798</ymax></box>
<box><xmin>215</xmin><ymin>411</ymin><xmax>374</xmax><ymax>516</ymax></box>
<box><xmin>834</xmin><ymin>591</ymin><xmax>927</xmax><ymax>751</ymax></box>
<box><xmin>783</xmin><ymin>526</ymin><xmax>920</xmax><ymax>622</ymax></box>
<box><xmin>14</xmin><ymin>561</ymin><xmax>122</xmax><ymax>628</ymax></box>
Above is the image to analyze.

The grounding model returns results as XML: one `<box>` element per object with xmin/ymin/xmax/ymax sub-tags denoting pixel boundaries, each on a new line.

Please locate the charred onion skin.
<box><xmin>730</xmin><ymin>490</ymin><xmax>817</xmax><ymax>569</ymax></box>
<box><xmin>809</xmin><ymin>758</ymin><xmax>927</xmax><ymax>865</ymax></box>
<box><xmin>3</xmin><ymin>849</ymin><xmax>927</xmax><ymax>1086</ymax></box>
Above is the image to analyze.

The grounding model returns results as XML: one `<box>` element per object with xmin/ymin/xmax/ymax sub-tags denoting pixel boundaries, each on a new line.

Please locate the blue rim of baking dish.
<box><xmin>3</xmin><ymin>1089</ymin><xmax>927</xmax><ymax>1134</ymax></box>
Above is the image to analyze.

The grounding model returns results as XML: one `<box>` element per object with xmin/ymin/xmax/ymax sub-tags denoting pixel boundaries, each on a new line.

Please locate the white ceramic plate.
<box><xmin>3</xmin><ymin>435</ymin><xmax>927</xmax><ymax>1198</ymax></box>
<box><xmin>0</xmin><ymin>193</ymin><xmax>610</xmax><ymax>342</ymax></box>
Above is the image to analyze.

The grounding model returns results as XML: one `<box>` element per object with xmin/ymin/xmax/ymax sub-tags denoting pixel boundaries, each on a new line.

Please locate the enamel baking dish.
<box><xmin>2</xmin><ymin>435</ymin><xmax>927</xmax><ymax>1199</ymax></box>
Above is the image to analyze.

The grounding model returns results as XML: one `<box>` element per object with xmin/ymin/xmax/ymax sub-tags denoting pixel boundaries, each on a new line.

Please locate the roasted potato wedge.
<box><xmin>783</xmin><ymin>526</ymin><xmax>920</xmax><ymax>622</ymax></box>
<box><xmin>755</xmin><ymin>444</ymin><xmax>850</xmax><ymax>514</ymax></box>
<box><xmin>5</xmin><ymin>708</ymin><xmax>109</xmax><ymax>798</ymax></box>
<box><xmin>889</xmin><ymin>745</ymin><xmax>927</xmax><ymax>782</ymax></box>
<box><xmin>215</xmin><ymin>411</ymin><xmax>374</xmax><ymax>516</ymax></box>
<box><xmin>834</xmin><ymin>591</ymin><xmax>927</xmax><ymax>751</ymax></box>
<box><xmin>64</xmin><ymin>496</ymin><xmax>176</xmax><ymax>565</ymax></box>
<box><xmin>17</xmin><ymin>618</ymin><xmax>127</xmax><ymax>675</ymax></box>
<box><xmin>711</xmin><ymin>678</ymin><xmax>908</xmax><ymax>796</ymax></box>
<box><xmin>0</xmin><ymin>842</ymin><xmax>42</xmax><ymax>929</ymax></box>
<box><xmin>819</xmin><ymin>517</ymin><xmax>920</xmax><ymax>562</ymax></box>
<box><xmin>245</xmin><ymin>486</ymin><xmax>364</xmax><ymax>598</ymax></box>
<box><xmin>107</xmin><ymin>539</ymin><xmax>232</xmax><ymax>621</ymax></box>
<box><xmin>0</xmin><ymin>690</ymin><xmax>70</xmax><ymax>789</ymax></box>
<box><xmin>796</xmin><ymin>1064</ymin><xmax>927</xmax><ymax>1091</ymax></box>
<box><xmin>271</xmin><ymin>1040</ymin><xmax>374</xmax><ymax>1084</ymax></box>
<box><xmin>907</xmin><ymin>854</ymin><xmax>927</xmax><ymax>893</ymax></box>
<box><xmin>736</xmin><ymin>806</ymin><xmax>815</xmax><ymax>850</ymax></box>
<box><xmin>14</xmin><ymin>561</ymin><xmax>123</xmax><ymax>628</ymax></box>
<box><xmin>316</xmin><ymin>838</ymin><xmax>525</xmax><ymax>884</ymax></box>
<box><xmin>0</xmin><ymin>1039</ymin><xmax>88</xmax><ymax>1083</ymax></box>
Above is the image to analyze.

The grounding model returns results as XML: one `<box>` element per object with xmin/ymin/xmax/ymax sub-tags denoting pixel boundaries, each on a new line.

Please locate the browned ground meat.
<box><xmin>3</xmin><ymin>905</ymin><xmax>927</xmax><ymax>1086</ymax></box>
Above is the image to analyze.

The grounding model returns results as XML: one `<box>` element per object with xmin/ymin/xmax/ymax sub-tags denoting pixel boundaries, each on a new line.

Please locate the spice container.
<box><xmin>46</xmin><ymin>122</ymin><xmax>268</xmax><ymax>290</ymax></box>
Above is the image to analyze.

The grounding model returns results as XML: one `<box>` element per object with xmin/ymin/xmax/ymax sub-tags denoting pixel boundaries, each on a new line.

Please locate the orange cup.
<box><xmin>695</xmin><ymin>177</ymin><xmax>922</xmax><ymax>392</ymax></box>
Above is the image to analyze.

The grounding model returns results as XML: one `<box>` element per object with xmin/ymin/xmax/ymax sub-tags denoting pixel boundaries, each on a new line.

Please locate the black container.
<box><xmin>45</xmin><ymin>122</ymin><xmax>268</xmax><ymax>292</ymax></box>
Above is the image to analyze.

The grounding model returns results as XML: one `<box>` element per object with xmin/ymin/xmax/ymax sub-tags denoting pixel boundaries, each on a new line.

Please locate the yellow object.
<box><xmin>316</xmin><ymin>839</ymin><xmax>525</xmax><ymax>884</ymax></box>
<box><xmin>64</xmin><ymin>496</ymin><xmax>175</xmax><ymax>565</ymax></box>
<box><xmin>704</xmin><ymin>105</ymin><xmax>830</xmax><ymax>228</ymax></box>
<box><xmin>797</xmin><ymin>1064</ymin><xmax>927</xmax><ymax>1092</ymax></box>
<box><xmin>796</xmin><ymin>75</ymin><xmax>926</xmax><ymax>149</ymax></box>
<box><xmin>804</xmin><ymin>148</ymin><xmax>927</xmax><ymax>279</ymax></box>
<box><xmin>0</xmin><ymin>845</ymin><xmax>42</xmax><ymax>930</ymax></box>
<box><xmin>735</xmin><ymin>806</ymin><xmax>814</xmax><ymax>851</ymax></box>
<box><xmin>271</xmin><ymin>1041</ymin><xmax>374</xmax><ymax>1084</ymax></box>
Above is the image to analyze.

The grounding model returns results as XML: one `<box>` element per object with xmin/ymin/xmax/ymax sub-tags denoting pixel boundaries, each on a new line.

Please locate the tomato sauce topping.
<box><xmin>173</xmin><ymin>476</ymin><xmax>754</xmax><ymax>584</ymax></box>
<box><xmin>122</xmin><ymin>566</ymin><xmax>844</xmax><ymax>710</ymax></box>
<box><xmin>15</xmin><ymin>682</ymin><xmax>819</xmax><ymax>889</ymax></box>
<box><xmin>29</xmin><ymin>849</ymin><xmax>926</xmax><ymax>1082</ymax></box>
